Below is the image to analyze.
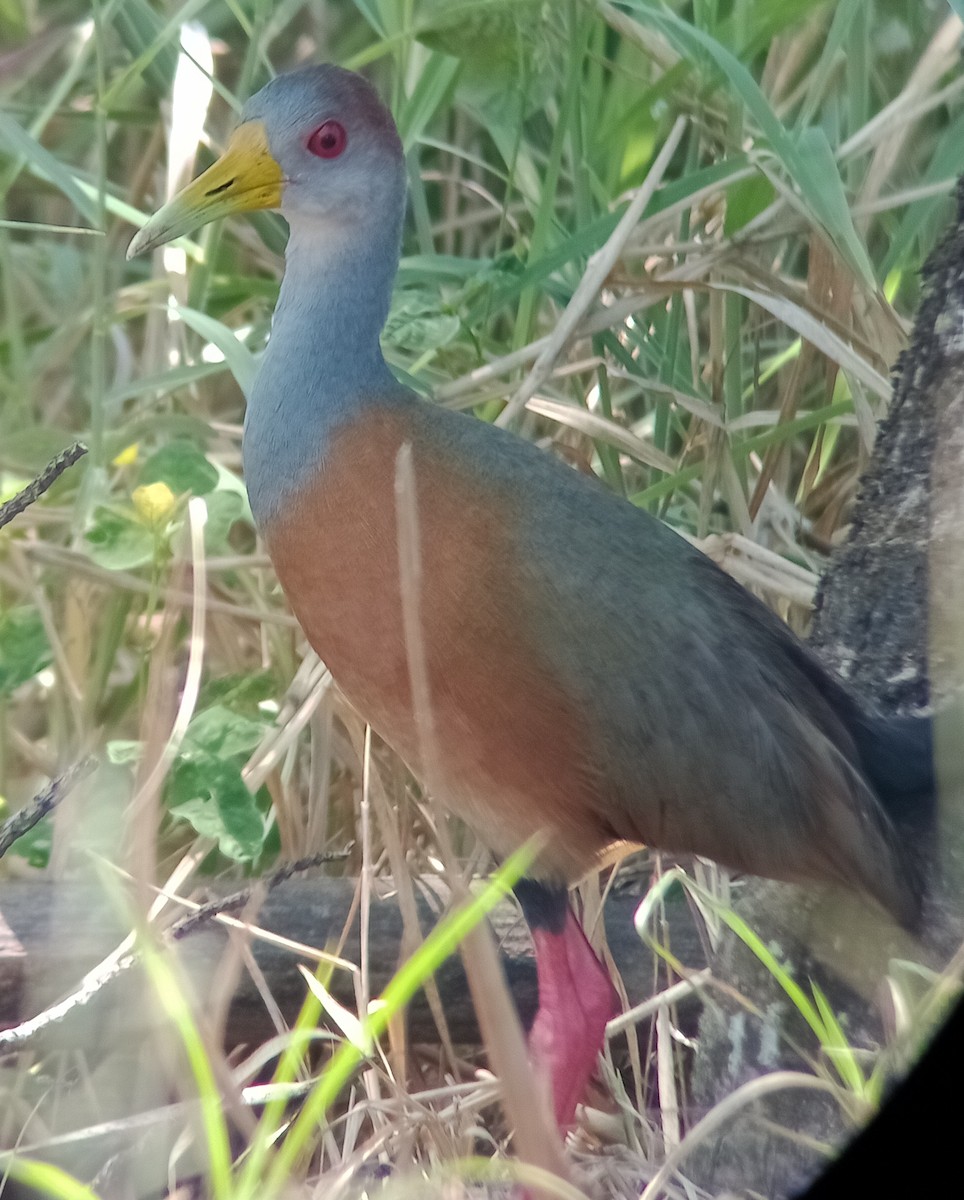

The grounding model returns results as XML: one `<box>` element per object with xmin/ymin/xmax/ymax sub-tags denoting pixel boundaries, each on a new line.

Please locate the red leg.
<box><xmin>516</xmin><ymin>882</ymin><xmax>620</xmax><ymax>1129</ymax></box>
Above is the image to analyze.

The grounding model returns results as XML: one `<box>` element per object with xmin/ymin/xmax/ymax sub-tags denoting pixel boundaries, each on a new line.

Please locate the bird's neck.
<box><xmin>243</xmin><ymin>214</ymin><xmax>403</xmax><ymax>525</ymax></box>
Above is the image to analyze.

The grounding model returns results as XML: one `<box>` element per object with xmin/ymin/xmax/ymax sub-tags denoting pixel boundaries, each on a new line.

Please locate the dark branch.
<box><xmin>0</xmin><ymin>441</ymin><xmax>88</xmax><ymax>531</ymax></box>
<box><xmin>0</xmin><ymin>758</ymin><xmax>94</xmax><ymax>860</ymax></box>
<box><xmin>170</xmin><ymin>849</ymin><xmax>353</xmax><ymax>939</ymax></box>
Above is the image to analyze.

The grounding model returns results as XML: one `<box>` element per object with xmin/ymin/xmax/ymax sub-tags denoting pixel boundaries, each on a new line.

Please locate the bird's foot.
<box><xmin>528</xmin><ymin>909</ymin><xmax>620</xmax><ymax>1129</ymax></box>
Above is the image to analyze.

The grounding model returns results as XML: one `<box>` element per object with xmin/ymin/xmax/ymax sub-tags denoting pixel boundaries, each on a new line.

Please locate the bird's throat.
<box><xmin>243</xmin><ymin>218</ymin><xmax>402</xmax><ymax>526</ymax></box>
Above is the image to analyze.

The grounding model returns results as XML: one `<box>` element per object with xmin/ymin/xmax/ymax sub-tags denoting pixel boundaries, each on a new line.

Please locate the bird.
<box><xmin>129</xmin><ymin>63</ymin><xmax>934</xmax><ymax>1131</ymax></box>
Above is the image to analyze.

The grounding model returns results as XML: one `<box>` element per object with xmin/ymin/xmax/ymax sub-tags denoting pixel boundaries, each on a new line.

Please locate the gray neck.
<box><xmin>243</xmin><ymin>213</ymin><xmax>402</xmax><ymax>525</ymax></box>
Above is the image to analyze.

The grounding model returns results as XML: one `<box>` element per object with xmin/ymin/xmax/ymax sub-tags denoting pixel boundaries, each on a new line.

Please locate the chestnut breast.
<box><xmin>261</xmin><ymin>401</ymin><xmax>609</xmax><ymax>879</ymax></box>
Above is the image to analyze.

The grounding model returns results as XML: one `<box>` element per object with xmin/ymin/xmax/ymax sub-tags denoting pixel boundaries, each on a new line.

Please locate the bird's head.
<box><xmin>127</xmin><ymin>64</ymin><xmax>405</xmax><ymax>258</ymax></box>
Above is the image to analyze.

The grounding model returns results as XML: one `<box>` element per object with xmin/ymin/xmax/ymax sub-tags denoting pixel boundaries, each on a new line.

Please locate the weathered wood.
<box><xmin>0</xmin><ymin>876</ymin><xmax>705</xmax><ymax>1053</ymax></box>
<box><xmin>0</xmin><ymin>904</ymin><xmax>25</xmax><ymax>1023</ymax></box>
<box><xmin>689</xmin><ymin>186</ymin><xmax>964</xmax><ymax>1200</ymax></box>
<box><xmin>808</xmin><ymin>183</ymin><xmax>964</xmax><ymax>714</ymax></box>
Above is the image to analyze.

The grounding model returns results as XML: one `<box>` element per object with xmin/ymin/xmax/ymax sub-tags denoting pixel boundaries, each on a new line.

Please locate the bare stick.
<box><xmin>498</xmin><ymin>118</ymin><xmax>686</xmax><ymax>427</ymax></box>
<box><xmin>170</xmin><ymin>850</ymin><xmax>352</xmax><ymax>940</ymax></box>
<box><xmin>0</xmin><ymin>758</ymin><xmax>94</xmax><ymax>859</ymax></box>
<box><xmin>0</xmin><ymin>442</ymin><xmax>88</xmax><ymax>530</ymax></box>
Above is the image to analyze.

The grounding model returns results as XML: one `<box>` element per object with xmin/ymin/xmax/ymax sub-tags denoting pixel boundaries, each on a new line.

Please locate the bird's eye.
<box><xmin>307</xmin><ymin>120</ymin><xmax>347</xmax><ymax>159</ymax></box>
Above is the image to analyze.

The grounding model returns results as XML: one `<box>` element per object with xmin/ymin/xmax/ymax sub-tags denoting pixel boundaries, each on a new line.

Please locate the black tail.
<box><xmin>851</xmin><ymin>712</ymin><xmax>937</xmax><ymax>929</ymax></box>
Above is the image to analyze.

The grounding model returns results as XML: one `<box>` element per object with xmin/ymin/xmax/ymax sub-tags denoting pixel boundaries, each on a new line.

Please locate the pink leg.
<box><xmin>527</xmin><ymin>908</ymin><xmax>620</xmax><ymax>1129</ymax></box>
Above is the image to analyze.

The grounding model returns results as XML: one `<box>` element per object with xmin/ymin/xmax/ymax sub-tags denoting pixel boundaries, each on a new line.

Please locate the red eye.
<box><xmin>307</xmin><ymin>120</ymin><xmax>347</xmax><ymax>159</ymax></box>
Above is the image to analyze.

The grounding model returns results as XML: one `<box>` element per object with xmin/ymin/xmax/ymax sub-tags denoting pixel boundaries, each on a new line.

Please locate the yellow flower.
<box><xmin>132</xmin><ymin>482</ymin><xmax>176</xmax><ymax>527</ymax></box>
<box><xmin>112</xmin><ymin>443</ymin><xmax>139</xmax><ymax>467</ymax></box>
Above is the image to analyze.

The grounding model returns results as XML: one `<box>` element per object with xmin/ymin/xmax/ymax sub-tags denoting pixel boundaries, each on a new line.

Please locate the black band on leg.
<box><xmin>513</xmin><ymin>878</ymin><xmax>569</xmax><ymax>934</ymax></box>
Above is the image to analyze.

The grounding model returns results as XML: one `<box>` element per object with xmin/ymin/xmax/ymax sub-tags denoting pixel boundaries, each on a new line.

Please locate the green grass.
<box><xmin>1</xmin><ymin>1</ymin><xmax>961</xmax><ymax>1197</ymax></box>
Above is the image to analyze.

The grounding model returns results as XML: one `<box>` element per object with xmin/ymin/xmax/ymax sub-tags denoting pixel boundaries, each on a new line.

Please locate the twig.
<box><xmin>497</xmin><ymin>117</ymin><xmax>687</xmax><ymax>427</ymax></box>
<box><xmin>170</xmin><ymin>850</ymin><xmax>353</xmax><ymax>940</ymax></box>
<box><xmin>0</xmin><ymin>758</ymin><xmax>94</xmax><ymax>859</ymax></box>
<box><xmin>0</xmin><ymin>939</ymin><xmax>138</xmax><ymax>1052</ymax></box>
<box><xmin>0</xmin><ymin>852</ymin><xmax>352</xmax><ymax>1051</ymax></box>
<box><xmin>24</xmin><ymin>542</ymin><xmax>300</xmax><ymax>628</ymax></box>
<box><xmin>0</xmin><ymin>442</ymin><xmax>88</xmax><ymax>530</ymax></box>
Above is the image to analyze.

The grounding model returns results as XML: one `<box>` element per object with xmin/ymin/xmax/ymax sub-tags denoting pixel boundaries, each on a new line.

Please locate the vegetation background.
<box><xmin>0</xmin><ymin>1</ymin><xmax>962</xmax><ymax>1197</ymax></box>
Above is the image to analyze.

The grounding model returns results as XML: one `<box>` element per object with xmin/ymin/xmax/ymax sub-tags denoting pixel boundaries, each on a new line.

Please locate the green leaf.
<box><xmin>790</xmin><ymin>126</ymin><xmax>876</xmax><ymax>286</ymax></box>
<box><xmin>1</xmin><ymin>1155</ymin><xmax>101</xmax><ymax>1200</ymax></box>
<box><xmin>0</xmin><ymin>112</ymin><xmax>99</xmax><ymax>225</ymax></box>
<box><xmin>399</xmin><ymin>253</ymin><xmax>491</xmax><ymax>284</ymax></box>
<box><xmin>0</xmin><ymin>426</ymin><xmax>88</xmax><ymax>473</ymax></box>
<box><xmin>416</xmin><ymin>0</ymin><xmax>556</xmax><ymax>115</ymax></box>
<box><xmin>182</xmin><ymin>705</ymin><xmax>267</xmax><ymax>760</ymax></box>
<box><xmin>197</xmin><ymin>670</ymin><xmax>277</xmax><ymax>713</ymax></box>
<box><xmin>724</xmin><ymin>173</ymin><xmax>776</xmax><ymax>236</ymax></box>
<box><xmin>619</xmin><ymin>0</ymin><xmax>875</xmax><ymax>285</ymax></box>
<box><xmin>84</xmin><ymin>507</ymin><xmax>156</xmax><ymax>570</ymax></box>
<box><xmin>9</xmin><ymin>815</ymin><xmax>53</xmax><ymax>868</ymax></box>
<box><xmin>0</xmin><ymin>0</ymin><xmax>28</xmax><ymax>41</ymax></box>
<box><xmin>106</xmin><ymin>740</ymin><xmax>143</xmax><ymax>765</ymax></box>
<box><xmin>881</xmin><ymin>105</ymin><xmax>964</xmax><ymax>278</ymax></box>
<box><xmin>203</xmin><ymin>489</ymin><xmax>245</xmax><ymax>553</ymax></box>
<box><xmin>107</xmin><ymin>361</ymin><xmax>228</xmax><ymax>408</ymax></box>
<box><xmin>394</xmin><ymin>52</ymin><xmax>461</xmax><ymax>152</ymax></box>
<box><xmin>175</xmin><ymin>304</ymin><xmax>258</xmax><ymax>400</ymax></box>
<box><xmin>141</xmin><ymin>440</ymin><xmax>218</xmax><ymax>497</ymax></box>
<box><xmin>169</xmin><ymin>758</ymin><xmax>265</xmax><ymax>862</ymax></box>
<box><xmin>0</xmin><ymin>607</ymin><xmax>53</xmax><ymax>696</ymax></box>
<box><xmin>793</xmin><ymin>0</ymin><xmax>863</xmax><ymax>128</ymax></box>
<box><xmin>104</xmin><ymin>0</ymin><xmax>208</xmax><ymax>107</ymax></box>
<box><xmin>247</xmin><ymin>842</ymin><xmax>537</xmax><ymax>1196</ymax></box>
<box><xmin>383</xmin><ymin>291</ymin><xmax>461</xmax><ymax>353</ymax></box>
<box><xmin>811</xmin><ymin>980</ymin><xmax>866</xmax><ymax>1095</ymax></box>
<box><xmin>167</xmin><ymin>704</ymin><xmax>270</xmax><ymax>861</ymax></box>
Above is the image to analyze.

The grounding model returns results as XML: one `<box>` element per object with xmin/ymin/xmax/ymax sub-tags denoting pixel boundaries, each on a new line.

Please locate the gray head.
<box><xmin>242</xmin><ymin>65</ymin><xmax>406</xmax><ymax>231</ymax></box>
<box><xmin>128</xmin><ymin>64</ymin><xmax>406</xmax><ymax>257</ymax></box>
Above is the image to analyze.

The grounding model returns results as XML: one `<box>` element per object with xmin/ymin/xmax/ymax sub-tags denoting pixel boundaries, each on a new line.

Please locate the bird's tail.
<box><xmin>851</xmin><ymin>711</ymin><xmax>936</xmax><ymax>930</ymax></box>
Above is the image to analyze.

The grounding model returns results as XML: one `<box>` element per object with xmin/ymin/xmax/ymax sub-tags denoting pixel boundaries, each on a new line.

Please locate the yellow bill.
<box><xmin>127</xmin><ymin>120</ymin><xmax>283</xmax><ymax>259</ymax></box>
